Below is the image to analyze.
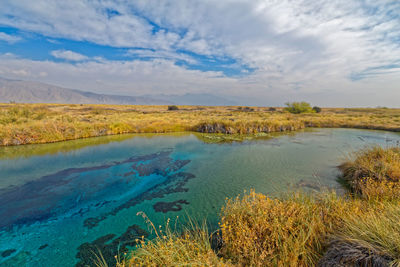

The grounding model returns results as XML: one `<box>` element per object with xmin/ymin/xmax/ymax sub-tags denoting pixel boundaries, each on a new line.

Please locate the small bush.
<box><xmin>168</xmin><ymin>105</ymin><xmax>179</xmax><ymax>111</ymax></box>
<box><xmin>268</xmin><ymin>107</ymin><xmax>277</xmax><ymax>111</ymax></box>
<box><xmin>242</xmin><ymin>107</ymin><xmax>254</xmax><ymax>112</ymax></box>
<box><xmin>236</xmin><ymin>106</ymin><xmax>254</xmax><ymax>112</ymax></box>
<box><xmin>284</xmin><ymin>102</ymin><xmax>314</xmax><ymax>114</ymax></box>
<box><xmin>313</xmin><ymin>106</ymin><xmax>322</xmax><ymax>113</ymax></box>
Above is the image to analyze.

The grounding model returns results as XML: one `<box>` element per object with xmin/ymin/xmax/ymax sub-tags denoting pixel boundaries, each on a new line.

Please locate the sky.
<box><xmin>0</xmin><ymin>0</ymin><xmax>399</xmax><ymax>107</ymax></box>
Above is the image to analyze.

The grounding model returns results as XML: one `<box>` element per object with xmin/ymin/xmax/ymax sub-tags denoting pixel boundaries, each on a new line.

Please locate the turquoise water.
<box><xmin>1</xmin><ymin>128</ymin><xmax>400</xmax><ymax>266</ymax></box>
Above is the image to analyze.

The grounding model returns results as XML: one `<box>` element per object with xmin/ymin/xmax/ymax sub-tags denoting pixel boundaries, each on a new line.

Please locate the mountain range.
<box><xmin>0</xmin><ymin>77</ymin><xmax>237</xmax><ymax>106</ymax></box>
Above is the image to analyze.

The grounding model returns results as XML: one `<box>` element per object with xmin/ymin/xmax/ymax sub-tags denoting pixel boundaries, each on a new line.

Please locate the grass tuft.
<box><xmin>120</xmin><ymin>213</ymin><xmax>232</xmax><ymax>267</ymax></box>
<box><xmin>339</xmin><ymin>146</ymin><xmax>400</xmax><ymax>200</ymax></box>
<box><xmin>219</xmin><ymin>190</ymin><xmax>363</xmax><ymax>266</ymax></box>
<box><xmin>321</xmin><ymin>200</ymin><xmax>400</xmax><ymax>266</ymax></box>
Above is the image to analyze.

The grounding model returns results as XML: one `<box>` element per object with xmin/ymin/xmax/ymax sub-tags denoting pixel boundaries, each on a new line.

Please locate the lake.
<box><xmin>1</xmin><ymin>128</ymin><xmax>400</xmax><ymax>266</ymax></box>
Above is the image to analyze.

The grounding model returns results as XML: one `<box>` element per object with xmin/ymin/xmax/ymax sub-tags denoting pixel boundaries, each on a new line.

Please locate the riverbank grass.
<box><xmin>219</xmin><ymin>191</ymin><xmax>362</xmax><ymax>266</ymax></box>
<box><xmin>339</xmin><ymin>146</ymin><xmax>400</xmax><ymax>200</ymax></box>
<box><xmin>119</xmin><ymin>213</ymin><xmax>231</xmax><ymax>266</ymax></box>
<box><xmin>2</xmin><ymin>103</ymin><xmax>400</xmax><ymax>146</ymax></box>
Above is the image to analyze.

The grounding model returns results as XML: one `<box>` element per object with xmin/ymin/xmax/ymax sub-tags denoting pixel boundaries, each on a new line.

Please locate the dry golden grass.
<box><xmin>122</xmin><ymin>191</ymin><xmax>399</xmax><ymax>267</ymax></box>
<box><xmin>121</xmin><ymin>147</ymin><xmax>400</xmax><ymax>267</ymax></box>
<box><xmin>121</xmin><ymin>191</ymin><xmax>394</xmax><ymax>267</ymax></box>
<box><xmin>119</xmin><ymin>213</ymin><xmax>232</xmax><ymax>267</ymax></box>
<box><xmin>118</xmin><ymin>187</ymin><xmax>400</xmax><ymax>267</ymax></box>
<box><xmin>1</xmin><ymin>103</ymin><xmax>400</xmax><ymax>145</ymax></box>
<box><xmin>339</xmin><ymin>146</ymin><xmax>400</xmax><ymax>200</ymax></box>
<box><xmin>329</xmin><ymin>200</ymin><xmax>400</xmax><ymax>266</ymax></box>
<box><xmin>219</xmin><ymin>190</ymin><xmax>364</xmax><ymax>266</ymax></box>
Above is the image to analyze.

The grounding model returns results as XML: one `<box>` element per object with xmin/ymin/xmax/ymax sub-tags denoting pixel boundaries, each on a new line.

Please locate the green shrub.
<box><xmin>168</xmin><ymin>105</ymin><xmax>179</xmax><ymax>111</ymax></box>
<box><xmin>239</xmin><ymin>107</ymin><xmax>254</xmax><ymax>112</ymax></box>
<box><xmin>284</xmin><ymin>102</ymin><xmax>314</xmax><ymax>114</ymax></box>
<box><xmin>313</xmin><ymin>106</ymin><xmax>322</xmax><ymax>113</ymax></box>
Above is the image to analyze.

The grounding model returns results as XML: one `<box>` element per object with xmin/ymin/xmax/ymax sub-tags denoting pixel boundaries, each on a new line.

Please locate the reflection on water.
<box><xmin>1</xmin><ymin>128</ymin><xmax>400</xmax><ymax>266</ymax></box>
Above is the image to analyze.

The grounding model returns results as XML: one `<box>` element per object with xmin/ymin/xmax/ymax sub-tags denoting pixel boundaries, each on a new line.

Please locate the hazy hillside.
<box><xmin>0</xmin><ymin>77</ymin><xmax>169</xmax><ymax>105</ymax></box>
<box><xmin>0</xmin><ymin>77</ymin><xmax>237</xmax><ymax>106</ymax></box>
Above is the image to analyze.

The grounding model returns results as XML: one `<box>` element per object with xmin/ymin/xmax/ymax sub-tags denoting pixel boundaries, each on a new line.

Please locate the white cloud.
<box><xmin>125</xmin><ymin>49</ymin><xmax>197</xmax><ymax>64</ymax></box>
<box><xmin>51</xmin><ymin>50</ymin><xmax>88</xmax><ymax>61</ymax></box>
<box><xmin>0</xmin><ymin>53</ymin><xmax>237</xmax><ymax>96</ymax></box>
<box><xmin>0</xmin><ymin>32</ymin><xmax>21</xmax><ymax>43</ymax></box>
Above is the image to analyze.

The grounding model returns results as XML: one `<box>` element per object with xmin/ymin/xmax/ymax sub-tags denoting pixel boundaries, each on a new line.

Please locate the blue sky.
<box><xmin>0</xmin><ymin>0</ymin><xmax>399</xmax><ymax>106</ymax></box>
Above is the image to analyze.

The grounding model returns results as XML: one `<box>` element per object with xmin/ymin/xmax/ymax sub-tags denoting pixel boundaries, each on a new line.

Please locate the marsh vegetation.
<box><xmin>1</xmin><ymin>103</ymin><xmax>400</xmax><ymax>146</ymax></box>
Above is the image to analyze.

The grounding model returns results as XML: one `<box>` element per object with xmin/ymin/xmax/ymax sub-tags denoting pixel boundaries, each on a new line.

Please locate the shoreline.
<box><xmin>2</xmin><ymin>104</ymin><xmax>400</xmax><ymax>147</ymax></box>
<box><xmin>2</xmin><ymin>124</ymin><xmax>400</xmax><ymax>147</ymax></box>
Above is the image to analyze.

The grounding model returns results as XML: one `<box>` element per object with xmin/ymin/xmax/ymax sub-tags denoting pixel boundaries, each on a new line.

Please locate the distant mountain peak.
<box><xmin>0</xmin><ymin>77</ymin><xmax>238</xmax><ymax>106</ymax></box>
<box><xmin>0</xmin><ymin>77</ymin><xmax>169</xmax><ymax>105</ymax></box>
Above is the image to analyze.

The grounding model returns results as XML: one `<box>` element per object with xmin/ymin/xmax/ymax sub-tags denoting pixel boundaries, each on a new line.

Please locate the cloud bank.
<box><xmin>51</xmin><ymin>50</ymin><xmax>88</xmax><ymax>61</ymax></box>
<box><xmin>0</xmin><ymin>32</ymin><xmax>21</xmax><ymax>43</ymax></box>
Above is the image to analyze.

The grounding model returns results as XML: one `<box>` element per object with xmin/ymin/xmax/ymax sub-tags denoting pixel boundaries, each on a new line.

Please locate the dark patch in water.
<box><xmin>295</xmin><ymin>179</ymin><xmax>321</xmax><ymax>191</ymax></box>
<box><xmin>292</xmin><ymin>140</ymin><xmax>304</xmax><ymax>145</ymax></box>
<box><xmin>1</xmin><ymin>249</ymin><xmax>16</xmax><ymax>258</ymax></box>
<box><xmin>38</xmin><ymin>244</ymin><xmax>48</xmax><ymax>250</ymax></box>
<box><xmin>75</xmin><ymin>224</ymin><xmax>149</xmax><ymax>267</ymax></box>
<box><xmin>153</xmin><ymin>199</ymin><xmax>190</xmax><ymax>213</ymax></box>
<box><xmin>131</xmin><ymin>158</ymin><xmax>190</xmax><ymax>177</ymax></box>
<box><xmin>0</xmin><ymin>251</ymin><xmax>31</xmax><ymax>266</ymax></box>
<box><xmin>123</xmin><ymin>171</ymin><xmax>135</xmax><ymax>177</ymax></box>
<box><xmin>0</xmin><ymin>150</ymin><xmax>191</xmax><ymax>231</ymax></box>
<box><xmin>84</xmin><ymin>171</ymin><xmax>195</xmax><ymax>228</ymax></box>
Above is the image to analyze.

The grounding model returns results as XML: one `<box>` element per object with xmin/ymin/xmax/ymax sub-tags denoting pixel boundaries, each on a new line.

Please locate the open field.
<box><xmin>1</xmin><ymin>103</ymin><xmax>400</xmax><ymax>146</ymax></box>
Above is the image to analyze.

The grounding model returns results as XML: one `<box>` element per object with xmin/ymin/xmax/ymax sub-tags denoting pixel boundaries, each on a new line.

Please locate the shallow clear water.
<box><xmin>1</xmin><ymin>128</ymin><xmax>400</xmax><ymax>266</ymax></box>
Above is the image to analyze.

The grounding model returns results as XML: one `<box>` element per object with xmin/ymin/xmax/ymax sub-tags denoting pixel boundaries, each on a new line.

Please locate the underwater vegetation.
<box><xmin>76</xmin><ymin>224</ymin><xmax>149</xmax><ymax>267</ymax></box>
<box><xmin>0</xmin><ymin>150</ymin><xmax>194</xmax><ymax>231</ymax></box>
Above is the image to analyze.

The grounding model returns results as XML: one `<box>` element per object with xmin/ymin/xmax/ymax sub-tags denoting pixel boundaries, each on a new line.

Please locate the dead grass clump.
<box><xmin>320</xmin><ymin>201</ymin><xmax>400</xmax><ymax>267</ymax></box>
<box><xmin>219</xmin><ymin>190</ymin><xmax>362</xmax><ymax>266</ymax></box>
<box><xmin>339</xmin><ymin>146</ymin><xmax>400</xmax><ymax>199</ymax></box>
<box><xmin>119</xmin><ymin>188</ymin><xmax>398</xmax><ymax>267</ymax></box>
<box><xmin>121</xmin><ymin>214</ymin><xmax>232</xmax><ymax>267</ymax></box>
<box><xmin>318</xmin><ymin>240</ymin><xmax>393</xmax><ymax>267</ymax></box>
